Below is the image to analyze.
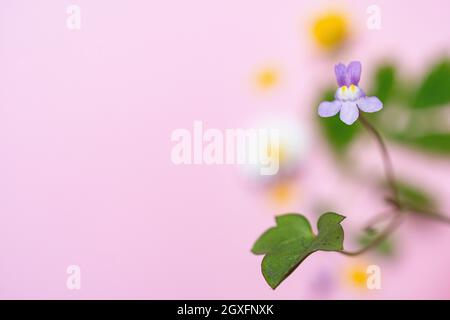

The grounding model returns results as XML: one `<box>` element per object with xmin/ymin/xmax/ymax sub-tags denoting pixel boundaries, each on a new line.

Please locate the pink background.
<box><xmin>1</xmin><ymin>0</ymin><xmax>450</xmax><ymax>299</ymax></box>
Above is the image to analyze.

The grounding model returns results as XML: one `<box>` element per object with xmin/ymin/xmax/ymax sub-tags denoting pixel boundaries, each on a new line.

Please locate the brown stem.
<box><xmin>338</xmin><ymin>114</ymin><xmax>403</xmax><ymax>257</ymax></box>
<box><xmin>403</xmin><ymin>204</ymin><xmax>450</xmax><ymax>225</ymax></box>
<box><xmin>358</xmin><ymin>113</ymin><xmax>400</xmax><ymax>208</ymax></box>
<box><xmin>340</xmin><ymin>211</ymin><xmax>404</xmax><ymax>256</ymax></box>
<box><xmin>362</xmin><ymin>209</ymin><xmax>397</xmax><ymax>231</ymax></box>
<box><xmin>337</xmin><ymin>114</ymin><xmax>450</xmax><ymax>257</ymax></box>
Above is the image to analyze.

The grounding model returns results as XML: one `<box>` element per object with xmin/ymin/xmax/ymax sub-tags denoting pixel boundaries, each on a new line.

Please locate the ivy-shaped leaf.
<box><xmin>252</xmin><ymin>212</ymin><xmax>345</xmax><ymax>289</ymax></box>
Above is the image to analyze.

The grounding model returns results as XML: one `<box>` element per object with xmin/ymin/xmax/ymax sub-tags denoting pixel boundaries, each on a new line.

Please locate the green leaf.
<box><xmin>392</xmin><ymin>132</ymin><xmax>450</xmax><ymax>155</ymax></box>
<box><xmin>317</xmin><ymin>88</ymin><xmax>361</xmax><ymax>154</ymax></box>
<box><xmin>392</xmin><ymin>180</ymin><xmax>447</xmax><ymax>221</ymax></box>
<box><xmin>412</xmin><ymin>59</ymin><xmax>450</xmax><ymax>109</ymax></box>
<box><xmin>395</xmin><ymin>180</ymin><xmax>436</xmax><ymax>211</ymax></box>
<box><xmin>358</xmin><ymin>228</ymin><xmax>394</xmax><ymax>256</ymax></box>
<box><xmin>371</xmin><ymin>64</ymin><xmax>396</xmax><ymax>104</ymax></box>
<box><xmin>252</xmin><ymin>212</ymin><xmax>345</xmax><ymax>289</ymax></box>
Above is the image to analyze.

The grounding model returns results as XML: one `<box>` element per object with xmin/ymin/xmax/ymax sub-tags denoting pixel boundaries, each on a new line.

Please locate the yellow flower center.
<box><xmin>336</xmin><ymin>84</ymin><xmax>361</xmax><ymax>101</ymax></box>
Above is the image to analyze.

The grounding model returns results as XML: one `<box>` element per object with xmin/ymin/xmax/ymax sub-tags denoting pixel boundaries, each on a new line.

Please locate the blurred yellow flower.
<box><xmin>343</xmin><ymin>262</ymin><xmax>369</xmax><ymax>290</ymax></box>
<box><xmin>311</xmin><ymin>11</ymin><xmax>350</xmax><ymax>51</ymax></box>
<box><xmin>348</xmin><ymin>267</ymin><xmax>367</xmax><ymax>287</ymax></box>
<box><xmin>255</xmin><ymin>68</ymin><xmax>279</xmax><ymax>90</ymax></box>
<box><xmin>270</xmin><ymin>181</ymin><xmax>295</xmax><ymax>205</ymax></box>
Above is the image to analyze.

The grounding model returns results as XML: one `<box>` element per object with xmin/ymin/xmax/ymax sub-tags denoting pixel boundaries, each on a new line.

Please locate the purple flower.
<box><xmin>318</xmin><ymin>61</ymin><xmax>383</xmax><ymax>125</ymax></box>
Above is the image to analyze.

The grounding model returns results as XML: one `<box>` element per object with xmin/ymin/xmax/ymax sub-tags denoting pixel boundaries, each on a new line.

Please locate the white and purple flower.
<box><xmin>318</xmin><ymin>61</ymin><xmax>383</xmax><ymax>125</ymax></box>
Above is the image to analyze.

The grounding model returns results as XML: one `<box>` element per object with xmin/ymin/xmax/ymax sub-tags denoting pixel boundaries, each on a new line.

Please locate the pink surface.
<box><xmin>0</xmin><ymin>0</ymin><xmax>450</xmax><ymax>299</ymax></box>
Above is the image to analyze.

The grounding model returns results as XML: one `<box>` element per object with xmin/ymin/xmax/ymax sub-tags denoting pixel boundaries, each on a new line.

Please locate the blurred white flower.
<box><xmin>239</xmin><ymin>114</ymin><xmax>309</xmax><ymax>186</ymax></box>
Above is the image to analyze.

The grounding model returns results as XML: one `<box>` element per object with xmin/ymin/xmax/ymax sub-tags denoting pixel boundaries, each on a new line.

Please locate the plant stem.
<box><xmin>339</xmin><ymin>114</ymin><xmax>403</xmax><ymax>256</ymax></box>
<box><xmin>403</xmin><ymin>204</ymin><xmax>450</xmax><ymax>225</ymax></box>
<box><xmin>358</xmin><ymin>113</ymin><xmax>400</xmax><ymax>208</ymax></box>
<box><xmin>364</xmin><ymin>116</ymin><xmax>450</xmax><ymax>226</ymax></box>
<box><xmin>362</xmin><ymin>209</ymin><xmax>397</xmax><ymax>231</ymax></box>
<box><xmin>340</xmin><ymin>211</ymin><xmax>404</xmax><ymax>256</ymax></box>
<box><xmin>338</xmin><ymin>115</ymin><xmax>450</xmax><ymax>256</ymax></box>
<box><xmin>340</xmin><ymin>206</ymin><xmax>450</xmax><ymax>257</ymax></box>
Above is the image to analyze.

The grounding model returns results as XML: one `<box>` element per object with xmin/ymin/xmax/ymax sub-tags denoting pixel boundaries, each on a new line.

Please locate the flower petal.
<box><xmin>357</xmin><ymin>96</ymin><xmax>383</xmax><ymax>113</ymax></box>
<box><xmin>318</xmin><ymin>100</ymin><xmax>342</xmax><ymax>117</ymax></box>
<box><xmin>339</xmin><ymin>101</ymin><xmax>359</xmax><ymax>125</ymax></box>
<box><xmin>334</xmin><ymin>63</ymin><xmax>348</xmax><ymax>87</ymax></box>
<box><xmin>346</xmin><ymin>61</ymin><xmax>361</xmax><ymax>85</ymax></box>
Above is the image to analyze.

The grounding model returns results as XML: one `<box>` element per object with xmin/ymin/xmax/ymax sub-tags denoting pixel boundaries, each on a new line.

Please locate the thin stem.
<box><xmin>403</xmin><ymin>204</ymin><xmax>450</xmax><ymax>225</ymax></box>
<box><xmin>337</xmin><ymin>114</ymin><xmax>450</xmax><ymax>257</ymax></box>
<box><xmin>358</xmin><ymin>113</ymin><xmax>400</xmax><ymax>208</ymax></box>
<box><xmin>340</xmin><ymin>211</ymin><xmax>404</xmax><ymax>256</ymax></box>
<box><xmin>362</xmin><ymin>209</ymin><xmax>397</xmax><ymax>231</ymax></box>
<box><xmin>338</xmin><ymin>114</ymin><xmax>403</xmax><ymax>257</ymax></box>
<box><xmin>359</xmin><ymin>115</ymin><xmax>450</xmax><ymax>225</ymax></box>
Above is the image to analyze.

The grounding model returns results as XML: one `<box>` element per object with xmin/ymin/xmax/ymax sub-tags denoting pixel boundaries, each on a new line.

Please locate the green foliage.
<box><xmin>392</xmin><ymin>180</ymin><xmax>447</xmax><ymax>221</ymax></box>
<box><xmin>395</xmin><ymin>180</ymin><xmax>436</xmax><ymax>211</ymax></box>
<box><xmin>317</xmin><ymin>59</ymin><xmax>450</xmax><ymax>158</ymax></box>
<box><xmin>412</xmin><ymin>59</ymin><xmax>450</xmax><ymax>109</ymax></box>
<box><xmin>317</xmin><ymin>88</ymin><xmax>361</xmax><ymax>154</ymax></box>
<box><xmin>371</xmin><ymin>64</ymin><xmax>396</xmax><ymax>104</ymax></box>
<box><xmin>252</xmin><ymin>212</ymin><xmax>345</xmax><ymax>289</ymax></box>
<box><xmin>392</xmin><ymin>132</ymin><xmax>450</xmax><ymax>155</ymax></box>
<box><xmin>358</xmin><ymin>228</ymin><xmax>394</xmax><ymax>256</ymax></box>
<box><xmin>380</xmin><ymin>58</ymin><xmax>450</xmax><ymax>156</ymax></box>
